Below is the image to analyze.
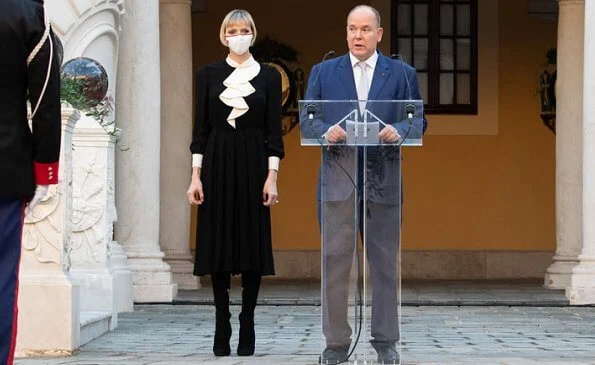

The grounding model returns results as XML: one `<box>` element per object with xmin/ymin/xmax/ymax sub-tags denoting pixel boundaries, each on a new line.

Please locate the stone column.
<box><xmin>566</xmin><ymin>0</ymin><xmax>595</xmax><ymax>304</ymax></box>
<box><xmin>159</xmin><ymin>0</ymin><xmax>198</xmax><ymax>290</ymax></box>
<box><xmin>115</xmin><ymin>0</ymin><xmax>177</xmax><ymax>302</ymax></box>
<box><xmin>545</xmin><ymin>0</ymin><xmax>585</xmax><ymax>289</ymax></box>
<box><xmin>16</xmin><ymin>109</ymin><xmax>80</xmax><ymax>355</ymax></box>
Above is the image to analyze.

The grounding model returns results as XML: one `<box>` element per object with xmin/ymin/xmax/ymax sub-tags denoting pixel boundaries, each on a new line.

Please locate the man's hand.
<box><xmin>26</xmin><ymin>185</ymin><xmax>48</xmax><ymax>216</ymax></box>
<box><xmin>379</xmin><ymin>125</ymin><xmax>401</xmax><ymax>143</ymax></box>
<box><xmin>325</xmin><ymin>125</ymin><xmax>347</xmax><ymax>143</ymax></box>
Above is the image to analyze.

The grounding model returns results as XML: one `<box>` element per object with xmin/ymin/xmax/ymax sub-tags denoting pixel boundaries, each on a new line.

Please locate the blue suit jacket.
<box><xmin>304</xmin><ymin>52</ymin><xmax>427</xmax><ymax>203</ymax></box>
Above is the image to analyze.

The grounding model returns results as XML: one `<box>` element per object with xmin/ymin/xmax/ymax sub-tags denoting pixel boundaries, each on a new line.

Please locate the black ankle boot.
<box><xmin>237</xmin><ymin>312</ymin><xmax>255</xmax><ymax>356</ymax></box>
<box><xmin>237</xmin><ymin>271</ymin><xmax>261</xmax><ymax>356</ymax></box>
<box><xmin>213</xmin><ymin>314</ymin><xmax>231</xmax><ymax>356</ymax></box>
<box><xmin>212</xmin><ymin>273</ymin><xmax>231</xmax><ymax>356</ymax></box>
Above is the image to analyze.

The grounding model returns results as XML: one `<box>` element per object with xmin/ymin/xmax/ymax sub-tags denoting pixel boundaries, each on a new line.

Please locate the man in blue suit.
<box><xmin>304</xmin><ymin>5</ymin><xmax>426</xmax><ymax>364</ymax></box>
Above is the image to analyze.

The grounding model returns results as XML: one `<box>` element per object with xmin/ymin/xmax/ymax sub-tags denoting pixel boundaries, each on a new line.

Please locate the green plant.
<box><xmin>60</xmin><ymin>75</ymin><xmax>116</xmax><ymax>135</ymax></box>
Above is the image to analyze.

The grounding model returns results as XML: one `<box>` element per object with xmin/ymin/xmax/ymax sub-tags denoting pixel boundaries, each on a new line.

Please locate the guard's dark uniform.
<box><xmin>0</xmin><ymin>1</ymin><xmax>61</xmax><ymax>363</ymax></box>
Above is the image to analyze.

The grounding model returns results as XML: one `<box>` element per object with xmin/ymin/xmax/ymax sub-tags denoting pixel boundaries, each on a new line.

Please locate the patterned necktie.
<box><xmin>357</xmin><ymin>61</ymin><xmax>369</xmax><ymax>114</ymax></box>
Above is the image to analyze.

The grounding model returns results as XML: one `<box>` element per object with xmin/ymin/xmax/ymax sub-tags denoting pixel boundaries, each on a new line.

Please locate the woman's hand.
<box><xmin>262</xmin><ymin>170</ymin><xmax>278</xmax><ymax>207</ymax></box>
<box><xmin>187</xmin><ymin>168</ymin><xmax>204</xmax><ymax>205</ymax></box>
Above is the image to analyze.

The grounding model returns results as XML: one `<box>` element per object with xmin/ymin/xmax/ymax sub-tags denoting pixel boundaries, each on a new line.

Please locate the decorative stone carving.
<box><xmin>16</xmin><ymin>108</ymin><xmax>81</xmax><ymax>355</ymax></box>
<box><xmin>71</xmin><ymin>150</ymin><xmax>107</xmax><ymax>265</ymax></box>
<box><xmin>70</xmin><ymin>117</ymin><xmax>124</xmax><ymax>329</ymax></box>
<box><xmin>22</xmin><ymin>184</ymin><xmax>63</xmax><ymax>266</ymax></box>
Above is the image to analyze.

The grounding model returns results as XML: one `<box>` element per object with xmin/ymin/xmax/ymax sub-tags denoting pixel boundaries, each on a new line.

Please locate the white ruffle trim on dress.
<box><xmin>219</xmin><ymin>56</ymin><xmax>261</xmax><ymax>128</ymax></box>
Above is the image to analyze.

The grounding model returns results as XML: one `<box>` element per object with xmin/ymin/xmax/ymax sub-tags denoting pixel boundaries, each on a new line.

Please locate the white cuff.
<box><xmin>268</xmin><ymin>156</ymin><xmax>280</xmax><ymax>171</ymax></box>
<box><xmin>192</xmin><ymin>154</ymin><xmax>203</xmax><ymax>168</ymax></box>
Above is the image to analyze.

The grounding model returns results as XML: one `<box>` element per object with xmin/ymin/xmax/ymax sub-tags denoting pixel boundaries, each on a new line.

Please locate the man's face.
<box><xmin>347</xmin><ymin>8</ymin><xmax>383</xmax><ymax>61</ymax></box>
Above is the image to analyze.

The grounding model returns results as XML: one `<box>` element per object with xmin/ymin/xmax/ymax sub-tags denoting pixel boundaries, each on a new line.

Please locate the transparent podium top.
<box><xmin>299</xmin><ymin>100</ymin><xmax>424</xmax><ymax>147</ymax></box>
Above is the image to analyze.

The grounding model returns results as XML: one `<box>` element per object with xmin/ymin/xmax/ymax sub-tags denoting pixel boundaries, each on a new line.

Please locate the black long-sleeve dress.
<box><xmin>191</xmin><ymin>59</ymin><xmax>284</xmax><ymax>276</ymax></box>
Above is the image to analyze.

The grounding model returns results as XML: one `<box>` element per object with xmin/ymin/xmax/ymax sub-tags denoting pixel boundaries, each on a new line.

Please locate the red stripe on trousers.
<box><xmin>7</xmin><ymin>201</ymin><xmax>25</xmax><ymax>365</ymax></box>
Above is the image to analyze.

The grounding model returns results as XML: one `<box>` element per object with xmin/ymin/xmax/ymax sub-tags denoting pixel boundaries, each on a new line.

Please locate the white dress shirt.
<box><xmin>349</xmin><ymin>51</ymin><xmax>378</xmax><ymax>97</ymax></box>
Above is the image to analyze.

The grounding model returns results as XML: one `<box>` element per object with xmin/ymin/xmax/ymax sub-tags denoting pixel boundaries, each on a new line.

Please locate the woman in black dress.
<box><xmin>186</xmin><ymin>9</ymin><xmax>284</xmax><ymax>357</ymax></box>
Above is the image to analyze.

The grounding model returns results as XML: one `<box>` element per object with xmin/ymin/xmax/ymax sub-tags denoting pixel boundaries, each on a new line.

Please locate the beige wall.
<box><xmin>190</xmin><ymin>0</ymin><xmax>558</xmax><ymax>252</ymax></box>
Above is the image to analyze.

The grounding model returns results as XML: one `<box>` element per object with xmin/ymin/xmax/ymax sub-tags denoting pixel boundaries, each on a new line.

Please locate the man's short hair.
<box><xmin>347</xmin><ymin>5</ymin><xmax>381</xmax><ymax>28</ymax></box>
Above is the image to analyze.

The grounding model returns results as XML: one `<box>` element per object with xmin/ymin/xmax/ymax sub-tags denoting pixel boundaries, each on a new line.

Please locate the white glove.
<box><xmin>26</xmin><ymin>185</ymin><xmax>48</xmax><ymax>216</ymax></box>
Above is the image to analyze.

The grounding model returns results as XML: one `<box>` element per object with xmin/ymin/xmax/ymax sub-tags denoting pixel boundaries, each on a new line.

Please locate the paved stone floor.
<box><xmin>14</xmin><ymin>281</ymin><xmax>595</xmax><ymax>365</ymax></box>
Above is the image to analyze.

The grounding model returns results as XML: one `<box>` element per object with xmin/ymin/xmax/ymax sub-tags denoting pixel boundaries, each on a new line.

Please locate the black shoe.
<box><xmin>374</xmin><ymin>342</ymin><xmax>400</xmax><ymax>364</ymax></box>
<box><xmin>212</xmin><ymin>319</ymin><xmax>231</xmax><ymax>356</ymax></box>
<box><xmin>211</xmin><ymin>273</ymin><xmax>232</xmax><ymax>356</ymax></box>
<box><xmin>318</xmin><ymin>345</ymin><xmax>349</xmax><ymax>364</ymax></box>
<box><xmin>237</xmin><ymin>312</ymin><xmax>255</xmax><ymax>356</ymax></box>
<box><xmin>237</xmin><ymin>272</ymin><xmax>261</xmax><ymax>356</ymax></box>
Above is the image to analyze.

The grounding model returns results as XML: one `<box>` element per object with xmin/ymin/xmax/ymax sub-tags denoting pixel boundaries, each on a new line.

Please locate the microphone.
<box><xmin>405</xmin><ymin>103</ymin><xmax>415</xmax><ymax>119</ymax></box>
<box><xmin>390</xmin><ymin>54</ymin><xmax>413</xmax><ymax>101</ymax></box>
<box><xmin>389</xmin><ymin>54</ymin><xmax>418</xmax><ymax>134</ymax></box>
<box><xmin>309</xmin><ymin>50</ymin><xmax>335</xmax><ymax>94</ymax></box>
<box><xmin>391</xmin><ymin>54</ymin><xmax>416</xmax><ymax>126</ymax></box>
<box><xmin>306</xmin><ymin>103</ymin><xmax>317</xmax><ymax>120</ymax></box>
<box><xmin>305</xmin><ymin>50</ymin><xmax>335</xmax><ymax>120</ymax></box>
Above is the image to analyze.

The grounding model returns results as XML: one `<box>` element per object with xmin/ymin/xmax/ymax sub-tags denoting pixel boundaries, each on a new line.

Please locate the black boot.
<box><xmin>237</xmin><ymin>271</ymin><xmax>261</xmax><ymax>356</ymax></box>
<box><xmin>211</xmin><ymin>273</ymin><xmax>231</xmax><ymax>356</ymax></box>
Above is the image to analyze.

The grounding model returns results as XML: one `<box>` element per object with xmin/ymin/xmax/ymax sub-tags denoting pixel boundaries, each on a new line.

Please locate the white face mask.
<box><xmin>226</xmin><ymin>34</ymin><xmax>253</xmax><ymax>55</ymax></box>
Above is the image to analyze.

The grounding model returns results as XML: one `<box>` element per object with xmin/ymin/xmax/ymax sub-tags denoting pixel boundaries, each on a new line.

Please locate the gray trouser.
<box><xmin>321</xmin><ymin>192</ymin><xmax>400</xmax><ymax>347</ymax></box>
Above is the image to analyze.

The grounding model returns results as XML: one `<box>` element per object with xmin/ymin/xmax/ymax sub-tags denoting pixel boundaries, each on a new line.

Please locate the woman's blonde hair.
<box><xmin>219</xmin><ymin>9</ymin><xmax>257</xmax><ymax>47</ymax></box>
